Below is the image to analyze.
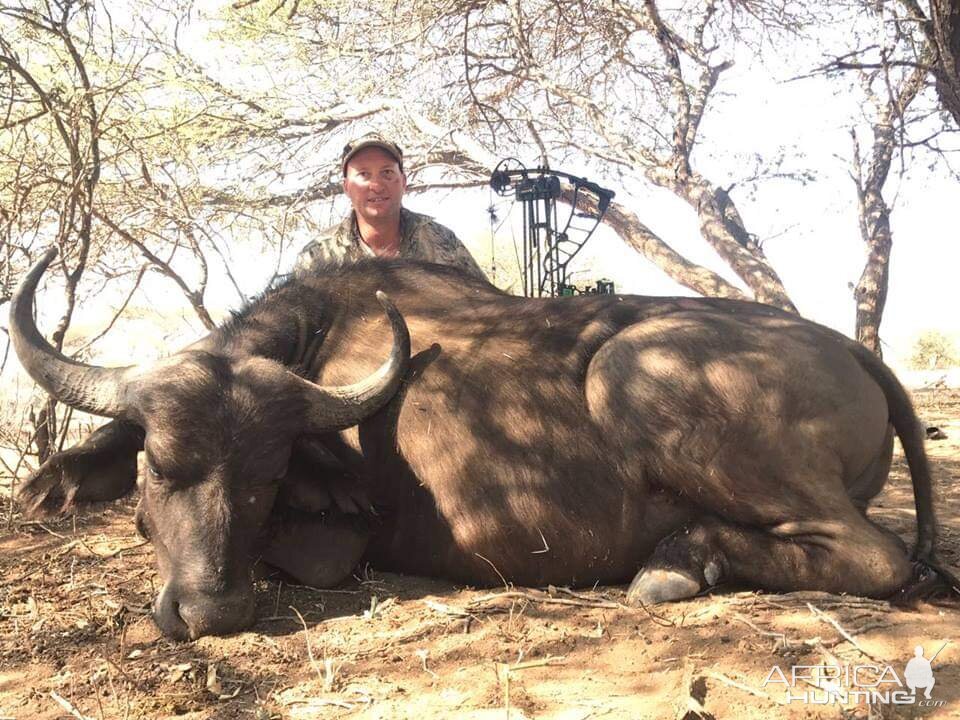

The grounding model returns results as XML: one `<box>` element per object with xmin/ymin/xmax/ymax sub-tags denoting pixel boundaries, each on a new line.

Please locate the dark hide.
<box><xmin>16</xmin><ymin>259</ymin><xmax>941</xmax><ymax>639</ymax></box>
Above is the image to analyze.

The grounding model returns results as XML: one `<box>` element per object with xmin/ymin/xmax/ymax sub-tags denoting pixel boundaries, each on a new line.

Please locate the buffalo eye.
<box><xmin>144</xmin><ymin>453</ymin><xmax>164</xmax><ymax>481</ymax></box>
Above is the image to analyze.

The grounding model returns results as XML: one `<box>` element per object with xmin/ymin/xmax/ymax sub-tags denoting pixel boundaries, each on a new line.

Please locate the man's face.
<box><xmin>343</xmin><ymin>147</ymin><xmax>407</xmax><ymax>223</ymax></box>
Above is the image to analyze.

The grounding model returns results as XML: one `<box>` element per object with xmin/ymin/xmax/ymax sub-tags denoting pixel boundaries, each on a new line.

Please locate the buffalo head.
<box><xmin>10</xmin><ymin>248</ymin><xmax>410</xmax><ymax>639</ymax></box>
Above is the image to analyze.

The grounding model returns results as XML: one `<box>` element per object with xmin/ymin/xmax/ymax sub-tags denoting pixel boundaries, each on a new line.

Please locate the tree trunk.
<box><xmin>850</xmin><ymin>60</ymin><xmax>927</xmax><ymax>356</ymax></box>
<box><xmin>931</xmin><ymin>0</ymin><xmax>960</xmax><ymax>127</ymax></box>
<box><xmin>556</xmin><ymin>186</ymin><xmax>748</xmax><ymax>299</ymax></box>
<box><xmin>583</xmin><ymin>195</ymin><xmax>749</xmax><ymax>300</ymax></box>
<box><xmin>853</xmin><ymin>202</ymin><xmax>892</xmax><ymax>356</ymax></box>
<box><xmin>648</xmin><ymin>167</ymin><xmax>799</xmax><ymax>313</ymax></box>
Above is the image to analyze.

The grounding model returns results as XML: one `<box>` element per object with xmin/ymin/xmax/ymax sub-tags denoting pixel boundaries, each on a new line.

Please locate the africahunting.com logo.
<box><xmin>762</xmin><ymin>642</ymin><xmax>948</xmax><ymax>707</ymax></box>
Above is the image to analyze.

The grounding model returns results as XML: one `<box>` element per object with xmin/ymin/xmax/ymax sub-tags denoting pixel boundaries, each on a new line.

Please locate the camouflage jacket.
<box><xmin>295</xmin><ymin>208</ymin><xmax>487</xmax><ymax>282</ymax></box>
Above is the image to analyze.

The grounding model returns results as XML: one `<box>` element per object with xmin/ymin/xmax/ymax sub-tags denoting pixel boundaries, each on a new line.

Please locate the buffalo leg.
<box><xmin>260</xmin><ymin>513</ymin><xmax>370</xmax><ymax>588</ymax></box>
<box><xmin>627</xmin><ymin>512</ymin><xmax>912</xmax><ymax>605</ymax></box>
<box><xmin>18</xmin><ymin>420</ymin><xmax>143</xmax><ymax>517</ymax></box>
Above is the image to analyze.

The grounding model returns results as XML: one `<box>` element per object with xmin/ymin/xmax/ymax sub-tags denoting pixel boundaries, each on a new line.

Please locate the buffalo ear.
<box><xmin>17</xmin><ymin>420</ymin><xmax>142</xmax><ymax>518</ymax></box>
<box><xmin>278</xmin><ymin>459</ymin><xmax>334</xmax><ymax>513</ymax></box>
<box><xmin>276</xmin><ymin>438</ymin><xmax>373</xmax><ymax>516</ymax></box>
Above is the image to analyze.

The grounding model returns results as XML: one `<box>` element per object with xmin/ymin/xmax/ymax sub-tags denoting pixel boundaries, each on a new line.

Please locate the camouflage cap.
<box><xmin>341</xmin><ymin>134</ymin><xmax>404</xmax><ymax>175</ymax></box>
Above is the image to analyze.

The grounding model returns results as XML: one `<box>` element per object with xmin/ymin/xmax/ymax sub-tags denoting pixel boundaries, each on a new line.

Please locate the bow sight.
<box><xmin>490</xmin><ymin>160</ymin><xmax>616</xmax><ymax>298</ymax></box>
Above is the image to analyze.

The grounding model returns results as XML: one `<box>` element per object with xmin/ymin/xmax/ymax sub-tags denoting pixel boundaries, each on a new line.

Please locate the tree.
<box><xmin>815</xmin><ymin>1</ymin><xmax>955</xmax><ymax>354</ymax></box>
<box><xmin>844</xmin><ymin>4</ymin><xmax>935</xmax><ymax>355</ymax></box>
<box><xmin>1</xmin><ymin>0</ymin><xmax>106</xmax><ymax>459</ymax></box>
<box><xmin>218</xmin><ymin>0</ymin><xmax>948</xmax><ymax>359</ymax></box>
<box><xmin>0</xmin><ymin>0</ymin><xmax>266</xmax><ymax>464</ymax></box>
<box><xmin>217</xmin><ymin>0</ymin><xmax>810</xmax><ymax>310</ymax></box>
<box><xmin>910</xmin><ymin>329</ymin><xmax>959</xmax><ymax>369</ymax></box>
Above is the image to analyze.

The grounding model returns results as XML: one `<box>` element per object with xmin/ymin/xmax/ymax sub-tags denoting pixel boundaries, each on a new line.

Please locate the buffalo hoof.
<box><xmin>627</xmin><ymin>524</ymin><xmax>728</xmax><ymax>605</ymax></box>
<box><xmin>626</xmin><ymin>567</ymin><xmax>701</xmax><ymax>605</ymax></box>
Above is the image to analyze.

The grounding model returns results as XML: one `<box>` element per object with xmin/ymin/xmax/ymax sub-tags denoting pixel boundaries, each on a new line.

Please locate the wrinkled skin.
<box><xmin>132</xmin><ymin>365</ymin><xmax>379</xmax><ymax>638</ymax></box>
<box><xmin>11</xmin><ymin>250</ymin><xmax>409</xmax><ymax>640</ymax></box>
<box><xmin>25</xmin><ymin>352</ymin><xmax>399</xmax><ymax>640</ymax></box>
<box><xmin>23</xmin><ymin>412</ymin><xmax>371</xmax><ymax>640</ymax></box>
<box><xmin>129</xmin><ymin>355</ymin><xmax>298</xmax><ymax>638</ymax></box>
<box><xmin>12</xmin><ymin>254</ymin><xmax>944</xmax><ymax>641</ymax></box>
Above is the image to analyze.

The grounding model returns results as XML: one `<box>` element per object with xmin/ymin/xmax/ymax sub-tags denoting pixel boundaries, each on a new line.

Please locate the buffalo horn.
<box><xmin>9</xmin><ymin>247</ymin><xmax>137</xmax><ymax>418</ymax></box>
<box><xmin>294</xmin><ymin>290</ymin><xmax>411</xmax><ymax>433</ymax></box>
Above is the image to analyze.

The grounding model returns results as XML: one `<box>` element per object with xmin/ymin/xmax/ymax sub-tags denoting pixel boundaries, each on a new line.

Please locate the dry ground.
<box><xmin>2</xmin><ymin>390</ymin><xmax>959</xmax><ymax>720</ymax></box>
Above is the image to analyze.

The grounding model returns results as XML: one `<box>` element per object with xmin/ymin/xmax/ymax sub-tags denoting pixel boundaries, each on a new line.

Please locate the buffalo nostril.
<box><xmin>156</xmin><ymin>584</ymin><xmax>256</xmax><ymax>640</ymax></box>
<box><xmin>185</xmin><ymin>591</ymin><xmax>255</xmax><ymax>638</ymax></box>
<box><xmin>153</xmin><ymin>585</ymin><xmax>190</xmax><ymax>641</ymax></box>
<box><xmin>177</xmin><ymin>600</ymin><xmax>208</xmax><ymax>640</ymax></box>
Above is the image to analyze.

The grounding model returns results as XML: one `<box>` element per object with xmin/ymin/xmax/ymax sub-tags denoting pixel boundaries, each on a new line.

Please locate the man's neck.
<box><xmin>355</xmin><ymin>212</ymin><xmax>402</xmax><ymax>256</ymax></box>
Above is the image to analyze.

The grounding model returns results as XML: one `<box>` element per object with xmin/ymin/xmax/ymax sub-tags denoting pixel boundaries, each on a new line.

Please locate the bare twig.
<box><xmin>474</xmin><ymin>552</ymin><xmax>510</xmax><ymax>590</ymax></box>
<box><xmin>508</xmin><ymin>655</ymin><xmax>566</xmax><ymax>671</ymax></box>
<box><xmin>728</xmin><ymin>591</ymin><xmax>891</xmax><ymax>611</ymax></box>
<box><xmin>732</xmin><ymin>613</ymin><xmax>820</xmax><ymax>653</ymax></box>
<box><xmin>701</xmin><ymin>669</ymin><xmax>786</xmax><ymax>706</ymax></box>
<box><xmin>50</xmin><ymin>691</ymin><xmax>93</xmax><ymax>720</ymax></box>
<box><xmin>469</xmin><ymin>588</ymin><xmax>623</xmax><ymax>610</ymax></box>
<box><xmin>290</xmin><ymin>605</ymin><xmax>324</xmax><ymax>683</ymax></box>
<box><xmin>423</xmin><ymin>599</ymin><xmax>475</xmax><ymax>617</ymax></box>
<box><xmin>806</xmin><ymin>602</ymin><xmax>884</xmax><ymax>663</ymax></box>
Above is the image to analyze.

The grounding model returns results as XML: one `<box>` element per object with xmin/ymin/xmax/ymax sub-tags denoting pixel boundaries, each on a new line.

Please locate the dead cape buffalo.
<box><xmin>11</xmin><ymin>247</ymin><xmax>942</xmax><ymax>640</ymax></box>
